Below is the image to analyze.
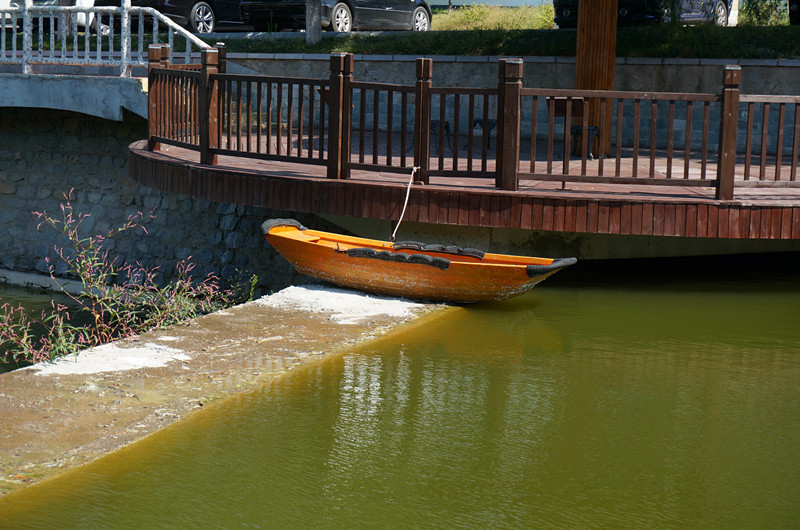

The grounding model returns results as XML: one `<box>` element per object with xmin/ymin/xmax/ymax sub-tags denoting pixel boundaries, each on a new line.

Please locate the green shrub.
<box><xmin>739</xmin><ymin>0</ymin><xmax>789</xmax><ymax>26</ymax></box>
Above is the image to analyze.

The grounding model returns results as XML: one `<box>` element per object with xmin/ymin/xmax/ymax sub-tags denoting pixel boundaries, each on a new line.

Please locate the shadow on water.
<box><xmin>549</xmin><ymin>251</ymin><xmax>800</xmax><ymax>293</ymax></box>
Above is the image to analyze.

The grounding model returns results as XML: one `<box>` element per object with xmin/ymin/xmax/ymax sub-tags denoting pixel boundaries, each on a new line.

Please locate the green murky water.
<box><xmin>3</xmin><ymin>256</ymin><xmax>800</xmax><ymax>527</ymax></box>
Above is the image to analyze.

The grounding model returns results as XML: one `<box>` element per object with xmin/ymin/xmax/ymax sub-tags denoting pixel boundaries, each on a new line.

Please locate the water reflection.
<box><xmin>3</xmin><ymin>258</ymin><xmax>800</xmax><ymax>527</ymax></box>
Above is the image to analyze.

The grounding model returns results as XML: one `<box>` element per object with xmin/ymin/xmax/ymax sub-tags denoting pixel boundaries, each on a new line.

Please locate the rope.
<box><xmin>391</xmin><ymin>166</ymin><xmax>419</xmax><ymax>244</ymax></box>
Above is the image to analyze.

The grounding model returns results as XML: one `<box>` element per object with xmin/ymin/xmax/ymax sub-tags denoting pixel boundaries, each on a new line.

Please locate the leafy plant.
<box><xmin>0</xmin><ymin>301</ymin><xmax>81</xmax><ymax>365</ymax></box>
<box><xmin>739</xmin><ymin>0</ymin><xmax>789</xmax><ymax>26</ymax></box>
<box><xmin>0</xmin><ymin>192</ymin><xmax>253</xmax><ymax>366</ymax></box>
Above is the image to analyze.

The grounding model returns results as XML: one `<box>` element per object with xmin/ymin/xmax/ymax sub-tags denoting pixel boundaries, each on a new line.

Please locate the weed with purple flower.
<box><xmin>1</xmin><ymin>193</ymin><xmax>255</xmax><ymax>366</ymax></box>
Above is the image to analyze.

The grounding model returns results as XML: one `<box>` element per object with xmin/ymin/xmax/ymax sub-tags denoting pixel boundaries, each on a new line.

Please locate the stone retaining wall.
<box><xmin>0</xmin><ymin>107</ymin><xmax>317</xmax><ymax>295</ymax></box>
<box><xmin>230</xmin><ymin>54</ymin><xmax>800</xmax><ymax>94</ymax></box>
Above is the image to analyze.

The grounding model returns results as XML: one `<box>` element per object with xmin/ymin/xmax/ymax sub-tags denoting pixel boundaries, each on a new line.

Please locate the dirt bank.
<box><xmin>0</xmin><ymin>285</ymin><xmax>438</xmax><ymax>496</ymax></box>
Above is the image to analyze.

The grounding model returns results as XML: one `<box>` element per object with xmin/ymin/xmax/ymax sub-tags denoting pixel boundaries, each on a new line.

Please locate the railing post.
<box><xmin>120</xmin><ymin>0</ymin><xmax>131</xmax><ymax>77</ymax></box>
<box><xmin>414</xmin><ymin>57</ymin><xmax>433</xmax><ymax>184</ymax></box>
<box><xmin>341</xmin><ymin>53</ymin><xmax>353</xmax><ymax>179</ymax></box>
<box><xmin>215</xmin><ymin>42</ymin><xmax>227</xmax><ymax>74</ymax></box>
<box><xmin>717</xmin><ymin>65</ymin><xmax>740</xmax><ymax>201</ymax></box>
<box><xmin>497</xmin><ymin>58</ymin><xmax>522</xmax><ymax>191</ymax></box>
<box><xmin>22</xmin><ymin>0</ymin><xmax>32</xmax><ymax>74</ymax></box>
<box><xmin>160</xmin><ymin>43</ymin><xmax>170</xmax><ymax>67</ymax></box>
<box><xmin>327</xmin><ymin>52</ymin><xmax>352</xmax><ymax>179</ymax></box>
<box><xmin>199</xmin><ymin>47</ymin><xmax>219</xmax><ymax>165</ymax></box>
<box><xmin>147</xmin><ymin>44</ymin><xmax>162</xmax><ymax>151</ymax></box>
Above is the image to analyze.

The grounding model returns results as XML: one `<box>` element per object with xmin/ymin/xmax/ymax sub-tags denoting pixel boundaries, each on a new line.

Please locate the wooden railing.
<box><xmin>146</xmin><ymin>47</ymin><xmax>800</xmax><ymax>201</ymax></box>
<box><xmin>517</xmin><ymin>89</ymin><xmax>722</xmax><ymax>185</ymax></box>
<box><xmin>738</xmin><ymin>94</ymin><xmax>800</xmax><ymax>185</ymax></box>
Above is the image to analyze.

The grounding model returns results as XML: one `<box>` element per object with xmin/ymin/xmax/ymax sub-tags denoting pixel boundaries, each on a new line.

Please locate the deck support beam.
<box><xmin>199</xmin><ymin>48</ymin><xmax>219</xmax><ymax>166</ymax></box>
<box><xmin>497</xmin><ymin>58</ymin><xmax>522</xmax><ymax>191</ymax></box>
<box><xmin>414</xmin><ymin>58</ymin><xmax>433</xmax><ymax>185</ymax></box>
<box><xmin>574</xmin><ymin>0</ymin><xmax>617</xmax><ymax>156</ymax></box>
<box><xmin>327</xmin><ymin>53</ymin><xmax>353</xmax><ymax>179</ymax></box>
<box><xmin>717</xmin><ymin>65</ymin><xmax>741</xmax><ymax>201</ymax></box>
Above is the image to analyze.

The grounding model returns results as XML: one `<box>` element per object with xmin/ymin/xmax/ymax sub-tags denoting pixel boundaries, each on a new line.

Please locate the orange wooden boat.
<box><xmin>262</xmin><ymin>219</ymin><xmax>576</xmax><ymax>303</ymax></box>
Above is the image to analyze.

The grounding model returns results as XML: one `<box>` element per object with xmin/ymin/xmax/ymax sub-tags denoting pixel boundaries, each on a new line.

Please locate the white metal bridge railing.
<box><xmin>0</xmin><ymin>0</ymin><xmax>211</xmax><ymax>76</ymax></box>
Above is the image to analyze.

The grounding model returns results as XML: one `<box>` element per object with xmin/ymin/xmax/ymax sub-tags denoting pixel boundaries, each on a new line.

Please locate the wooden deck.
<box><xmin>130</xmin><ymin>140</ymin><xmax>800</xmax><ymax>241</ymax></box>
<box><xmin>134</xmin><ymin>47</ymin><xmax>800</xmax><ymax>254</ymax></box>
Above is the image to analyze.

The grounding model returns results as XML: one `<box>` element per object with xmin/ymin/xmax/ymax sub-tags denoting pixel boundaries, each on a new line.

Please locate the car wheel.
<box><xmin>713</xmin><ymin>0</ymin><xmax>728</xmax><ymax>26</ymax></box>
<box><xmin>413</xmin><ymin>6</ymin><xmax>429</xmax><ymax>31</ymax></box>
<box><xmin>90</xmin><ymin>19</ymin><xmax>111</xmax><ymax>36</ymax></box>
<box><xmin>189</xmin><ymin>1</ymin><xmax>215</xmax><ymax>33</ymax></box>
<box><xmin>330</xmin><ymin>3</ymin><xmax>352</xmax><ymax>32</ymax></box>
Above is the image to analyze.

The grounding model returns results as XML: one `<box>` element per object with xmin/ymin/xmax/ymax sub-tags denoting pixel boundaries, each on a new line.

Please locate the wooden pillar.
<box><xmin>414</xmin><ymin>58</ymin><xmax>433</xmax><ymax>185</ymax></box>
<box><xmin>215</xmin><ymin>42</ymin><xmax>227</xmax><ymax>74</ymax></box>
<box><xmin>147</xmin><ymin>44</ymin><xmax>162</xmax><ymax>152</ymax></box>
<box><xmin>574</xmin><ymin>0</ymin><xmax>617</xmax><ymax>155</ymax></box>
<box><xmin>327</xmin><ymin>52</ymin><xmax>352</xmax><ymax>179</ymax></box>
<box><xmin>717</xmin><ymin>65</ymin><xmax>741</xmax><ymax>201</ymax></box>
<box><xmin>497</xmin><ymin>58</ymin><xmax>522</xmax><ymax>191</ymax></box>
<box><xmin>159</xmin><ymin>43</ymin><xmax>170</xmax><ymax>68</ymax></box>
<box><xmin>341</xmin><ymin>54</ymin><xmax>353</xmax><ymax>179</ymax></box>
<box><xmin>199</xmin><ymin>47</ymin><xmax>219</xmax><ymax>165</ymax></box>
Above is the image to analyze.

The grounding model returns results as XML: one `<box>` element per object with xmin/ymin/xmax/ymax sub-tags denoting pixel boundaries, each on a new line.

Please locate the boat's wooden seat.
<box><xmin>290</xmin><ymin>231</ymin><xmax>321</xmax><ymax>243</ymax></box>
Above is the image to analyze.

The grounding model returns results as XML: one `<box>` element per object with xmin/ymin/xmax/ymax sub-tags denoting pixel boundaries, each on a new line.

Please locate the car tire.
<box><xmin>189</xmin><ymin>1</ymin><xmax>215</xmax><ymax>33</ymax></box>
<box><xmin>713</xmin><ymin>0</ymin><xmax>728</xmax><ymax>26</ymax></box>
<box><xmin>90</xmin><ymin>18</ymin><xmax>111</xmax><ymax>36</ymax></box>
<box><xmin>412</xmin><ymin>6</ymin><xmax>429</xmax><ymax>31</ymax></box>
<box><xmin>330</xmin><ymin>3</ymin><xmax>352</xmax><ymax>32</ymax></box>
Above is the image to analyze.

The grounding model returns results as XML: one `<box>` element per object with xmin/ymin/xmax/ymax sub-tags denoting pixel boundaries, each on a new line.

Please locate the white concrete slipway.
<box><xmin>0</xmin><ymin>284</ymin><xmax>441</xmax><ymax>496</ymax></box>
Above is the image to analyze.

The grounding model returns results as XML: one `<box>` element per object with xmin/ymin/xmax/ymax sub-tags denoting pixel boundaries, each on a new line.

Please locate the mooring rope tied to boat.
<box><xmin>391</xmin><ymin>166</ymin><xmax>419</xmax><ymax>244</ymax></box>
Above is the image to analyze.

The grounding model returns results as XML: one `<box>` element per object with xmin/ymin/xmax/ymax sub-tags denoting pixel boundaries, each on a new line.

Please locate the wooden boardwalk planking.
<box><xmin>130</xmin><ymin>141</ymin><xmax>800</xmax><ymax>241</ymax></box>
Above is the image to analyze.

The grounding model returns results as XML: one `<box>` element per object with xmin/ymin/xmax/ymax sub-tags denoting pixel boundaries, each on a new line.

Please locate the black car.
<box><xmin>92</xmin><ymin>0</ymin><xmax>245</xmax><ymax>33</ymax></box>
<box><xmin>240</xmin><ymin>0</ymin><xmax>431</xmax><ymax>33</ymax></box>
<box><xmin>553</xmin><ymin>0</ymin><xmax>732</xmax><ymax>28</ymax></box>
<box><xmin>131</xmin><ymin>0</ymin><xmax>244</xmax><ymax>32</ymax></box>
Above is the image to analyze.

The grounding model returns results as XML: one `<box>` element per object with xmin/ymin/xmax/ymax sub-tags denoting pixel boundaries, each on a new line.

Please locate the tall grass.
<box><xmin>432</xmin><ymin>4</ymin><xmax>556</xmax><ymax>31</ymax></box>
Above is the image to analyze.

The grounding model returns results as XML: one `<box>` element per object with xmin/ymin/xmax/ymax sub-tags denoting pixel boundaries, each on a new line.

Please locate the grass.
<box><xmin>432</xmin><ymin>4</ymin><xmax>556</xmax><ymax>31</ymax></box>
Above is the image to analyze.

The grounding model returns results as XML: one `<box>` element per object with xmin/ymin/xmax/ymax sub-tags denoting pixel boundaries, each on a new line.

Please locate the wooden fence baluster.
<box><xmin>792</xmin><ymin>104</ymin><xmax>799</xmax><ymax>182</ymax></box>
<box><xmin>684</xmin><ymin>101</ymin><xmax>693</xmax><ymax>179</ymax></box>
<box><xmin>760</xmin><ymin>102</ymin><xmax>770</xmax><ymax>181</ymax></box>
<box><xmin>386</xmin><ymin>90</ymin><xmax>393</xmax><ymax>166</ymax></box>
<box><xmin>649</xmin><ymin>100</ymin><xmax>658</xmax><ymax>178</ymax></box>
<box><xmin>776</xmin><ymin>103</ymin><xmax>786</xmax><ymax>181</ymax></box>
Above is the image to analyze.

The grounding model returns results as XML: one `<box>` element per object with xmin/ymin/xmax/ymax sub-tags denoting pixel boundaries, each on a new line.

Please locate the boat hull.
<box><xmin>262</xmin><ymin>219</ymin><xmax>576</xmax><ymax>303</ymax></box>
